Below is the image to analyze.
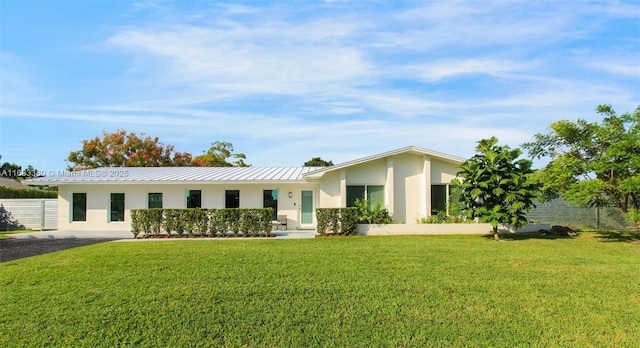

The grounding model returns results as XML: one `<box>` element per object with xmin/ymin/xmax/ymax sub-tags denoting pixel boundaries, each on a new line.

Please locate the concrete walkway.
<box><xmin>7</xmin><ymin>230</ymin><xmax>317</xmax><ymax>240</ymax></box>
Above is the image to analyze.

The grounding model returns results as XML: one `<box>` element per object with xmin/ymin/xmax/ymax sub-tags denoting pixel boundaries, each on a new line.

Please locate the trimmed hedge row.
<box><xmin>316</xmin><ymin>207</ymin><xmax>358</xmax><ymax>235</ymax></box>
<box><xmin>130</xmin><ymin>208</ymin><xmax>274</xmax><ymax>238</ymax></box>
<box><xmin>0</xmin><ymin>186</ymin><xmax>58</xmax><ymax>199</ymax></box>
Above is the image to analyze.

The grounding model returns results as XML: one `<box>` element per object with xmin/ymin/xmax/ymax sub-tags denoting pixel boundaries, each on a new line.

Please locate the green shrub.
<box><xmin>627</xmin><ymin>209</ymin><xmax>640</xmax><ymax>228</ymax></box>
<box><xmin>339</xmin><ymin>208</ymin><xmax>359</xmax><ymax>235</ymax></box>
<box><xmin>315</xmin><ymin>207</ymin><xmax>358</xmax><ymax>235</ymax></box>
<box><xmin>226</xmin><ymin>209</ymin><xmax>241</xmax><ymax>236</ymax></box>
<box><xmin>207</xmin><ymin>209</ymin><xmax>225</xmax><ymax>236</ymax></box>
<box><xmin>148</xmin><ymin>209</ymin><xmax>163</xmax><ymax>236</ymax></box>
<box><xmin>260</xmin><ymin>208</ymin><xmax>273</xmax><ymax>236</ymax></box>
<box><xmin>0</xmin><ymin>186</ymin><xmax>57</xmax><ymax>198</ymax></box>
<box><xmin>132</xmin><ymin>208</ymin><xmax>274</xmax><ymax>237</ymax></box>
<box><xmin>130</xmin><ymin>209</ymin><xmax>141</xmax><ymax>238</ymax></box>
<box><xmin>416</xmin><ymin>210</ymin><xmax>471</xmax><ymax>224</ymax></box>
<box><xmin>162</xmin><ymin>209</ymin><xmax>180</xmax><ymax>236</ymax></box>
<box><xmin>131</xmin><ymin>209</ymin><xmax>165</xmax><ymax>237</ymax></box>
<box><xmin>354</xmin><ymin>199</ymin><xmax>393</xmax><ymax>224</ymax></box>
<box><xmin>315</xmin><ymin>209</ymin><xmax>330</xmax><ymax>235</ymax></box>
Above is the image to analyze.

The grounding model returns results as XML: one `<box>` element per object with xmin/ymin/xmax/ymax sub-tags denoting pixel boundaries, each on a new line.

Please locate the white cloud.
<box><xmin>583</xmin><ymin>56</ymin><xmax>640</xmax><ymax>77</ymax></box>
<box><xmin>2</xmin><ymin>1</ymin><xmax>637</xmax><ymax>171</ymax></box>
<box><xmin>388</xmin><ymin>2</ymin><xmax>585</xmax><ymax>51</ymax></box>
<box><xmin>408</xmin><ymin>58</ymin><xmax>538</xmax><ymax>82</ymax></box>
<box><xmin>107</xmin><ymin>23</ymin><xmax>373</xmax><ymax>97</ymax></box>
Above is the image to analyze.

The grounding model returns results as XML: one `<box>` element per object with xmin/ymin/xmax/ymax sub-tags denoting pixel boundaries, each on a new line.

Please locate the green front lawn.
<box><xmin>1</xmin><ymin>233</ymin><xmax>638</xmax><ymax>347</ymax></box>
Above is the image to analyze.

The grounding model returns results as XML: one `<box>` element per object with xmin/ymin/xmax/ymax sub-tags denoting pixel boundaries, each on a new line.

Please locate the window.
<box><xmin>72</xmin><ymin>192</ymin><xmax>86</xmax><ymax>222</ymax></box>
<box><xmin>110</xmin><ymin>193</ymin><xmax>125</xmax><ymax>222</ymax></box>
<box><xmin>187</xmin><ymin>190</ymin><xmax>201</xmax><ymax>208</ymax></box>
<box><xmin>225</xmin><ymin>190</ymin><xmax>240</xmax><ymax>208</ymax></box>
<box><xmin>346</xmin><ymin>186</ymin><xmax>365</xmax><ymax>207</ymax></box>
<box><xmin>431</xmin><ymin>184</ymin><xmax>447</xmax><ymax>215</ymax></box>
<box><xmin>346</xmin><ymin>185</ymin><xmax>384</xmax><ymax>209</ymax></box>
<box><xmin>367</xmin><ymin>185</ymin><xmax>385</xmax><ymax>208</ymax></box>
<box><xmin>148</xmin><ymin>193</ymin><xmax>163</xmax><ymax>209</ymax></box>
<box><xmin>263</xmin><ymin>189</ymin><xmax>278</xmax><ymax>220</ymax></box>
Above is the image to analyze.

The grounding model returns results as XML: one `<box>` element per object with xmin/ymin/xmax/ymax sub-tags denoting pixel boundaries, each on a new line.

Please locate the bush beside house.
<box><xmin>131</xmin><ymin>208</ymin><xmax>273</xmax><ymax>238</ymax></box>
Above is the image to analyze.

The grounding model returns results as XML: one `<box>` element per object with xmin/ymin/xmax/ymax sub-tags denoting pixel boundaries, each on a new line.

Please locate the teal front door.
<box><xmin>300</xmin><ymin>190</ymin><xmax>314</xmax><ymax>226</ymax></box>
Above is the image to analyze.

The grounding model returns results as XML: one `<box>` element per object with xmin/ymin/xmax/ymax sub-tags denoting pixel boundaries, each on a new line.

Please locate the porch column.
<box><xmin>386</xmin><ymin>157</ymin><xmax>394</xmax><ymax>215</ymax></box>
<box><xmin>340</xmin><ymin>169</ymin><xmax>347</xmax><ymax>207</ymax></box>
<box><xmin>423</xmin><ymin>155</ymin><xmax>431</xmax><ymax>216</ymax></box>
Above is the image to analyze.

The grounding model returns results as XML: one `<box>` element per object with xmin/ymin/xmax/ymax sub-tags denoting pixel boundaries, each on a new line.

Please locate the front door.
<box><xmin>300</xmin><ymin>190</ymin><xmax>314</xmax><ymax>228</ymax></box>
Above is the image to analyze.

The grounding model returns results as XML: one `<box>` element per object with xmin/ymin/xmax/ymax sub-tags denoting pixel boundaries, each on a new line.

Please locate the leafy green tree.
<box><xmin>192</xmin><ymin>141</ymin><xmax>249</xmax><ymax>167</ymax></box>
<box><xmin>453</xmin><ymin>137</ymin><xmax>540</xmax><ymax>240</ymax></box>
<box><xmin>1</xmin><ymin>155</ymin><xmax>41</xmax><ymax>179</ymax></box>
<box><xmin>303</xmin><ymin>157</ymin><xmax>334</xmax><ymax>167</ymax></box>
<box><xmin>68</xmin><ymin>130</ymin><xmax>193</xmax><ymax>169</ymax></box>
<box><xmin>522</xmin><ymin>105</ymin><xmax>640</xmax><ymax>227</ymax></box>
<box><xmin>0</xmin><ymin>155</ymin><xmax>22</xmax><ymax>179</ymax></box>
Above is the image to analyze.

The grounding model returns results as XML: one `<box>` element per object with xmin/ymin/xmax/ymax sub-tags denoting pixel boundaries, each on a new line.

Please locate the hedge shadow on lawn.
<box><xmin>493</xmin><ymin>232</ymin><xmax>577</xmax><ymax>241</ymax></box>
<box><xmin>594</xmin><ymin>229</ymin><xmax>640</xmax><ymax>243</ymax></box>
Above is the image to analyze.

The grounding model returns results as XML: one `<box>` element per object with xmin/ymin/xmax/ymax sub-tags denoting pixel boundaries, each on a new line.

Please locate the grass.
<box><xmin>1</xmin><ymin>233</ymin><xmax>639</xmax><ymax>347</ymax></box>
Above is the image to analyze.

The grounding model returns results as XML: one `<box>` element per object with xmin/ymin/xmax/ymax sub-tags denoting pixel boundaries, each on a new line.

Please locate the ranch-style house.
<box><xmin>26</xmin><ymin>146</ymin><xmax>464</xmax><ymax>231</ymax></box>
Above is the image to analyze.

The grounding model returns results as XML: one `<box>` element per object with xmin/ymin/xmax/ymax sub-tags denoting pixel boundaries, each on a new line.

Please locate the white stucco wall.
<box><xmin>392</xmin><ymin>153</ymin><xmax>424</xmax><ymax>224</ymax></box>
<box><xmin>344</xmin><ymin>159</ymin><xmax>387</xmax><ymax>184</ymax></box>
<box><xmin>318</xmin><ymin>170</ymin><xmax>341</xmax><ymax>208</ymax></box>
<box><xmin>316</xmin><ymin>153</ymin><xmax>461</xmax><ymax>225</ymax></box>
<box><xmin>431</xmin><ymin>160</ymin><xmax>459</xmax><ymax>184</ymax></box>
<box><xmin>58</xmin><ymin>183</ymin><xmax>315</xmax><ymax>231</ymax></box>
<box><xmin>319</xmin><ymin>153</ymin><xmax>459</xmax><ymax>224</ymax></box>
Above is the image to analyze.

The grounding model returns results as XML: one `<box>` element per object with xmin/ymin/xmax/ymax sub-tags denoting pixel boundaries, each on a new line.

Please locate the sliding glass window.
<box><xmin>346</xmin><ymin>186</ymin><xmax>365</xmax><ymax>207</ymax></box>
<box><xmin>346</xmin><ymin>185</ymin><xmax>384</xmax><ymax>209</ymax></box>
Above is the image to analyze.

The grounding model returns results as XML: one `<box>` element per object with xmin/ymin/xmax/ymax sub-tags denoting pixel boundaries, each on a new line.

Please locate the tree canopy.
<box><xmin>192</xmin><ymin>141</ymin><xmax>248</xmax><ymax>167</ymax></box>
<box><xmin>67</xmin><ymin>130</ymin><xmax>249</xmax><ymax>169</ymax></box>
<box><xmin>522</xmin><ymin>105</ymin><xmax>640</xmax><ymax>227</ymax></box>
<box><xmin>303</xmin><ymin>157</ymin><xmax>334</xmax><ymax>167</ymax></box>
<box><xmin>453</xmin><ymin>137</ymin><xmax>540</xmax><ymax>240</ymax></box>
<box><xmin>1</xmin><ymin>155</ymin><xmax>40</xmax><ymax>179</ymax></box>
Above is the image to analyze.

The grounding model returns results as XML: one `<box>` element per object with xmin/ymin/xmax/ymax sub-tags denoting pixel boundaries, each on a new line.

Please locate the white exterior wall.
<box><xmin>59</xmin><ymin>183</ymin><xmax>316</xmax><ymax>231</ymax></box>
<box><xmin>316</xmin><ymin>154</ymin><xmax>461</xmax><ymax>225</ymax></box>
<box><xmin>392</xmin><ymin>154</ymin><xmax>424</xmax><ymax>224</ymax></box>
<box><xmin>431</xmin><ymin>161</ymin><xmax>459</xmax><ymax>184</ymax></box>
<box><xmin>318</xmin><ymin>171</ymin><xmax>341</xmax><ymax>208</ymax></box>
<box><xmin>344</xmin><ymin>159</ymin><xmax>387</xmax><ymax>184</ymax></box>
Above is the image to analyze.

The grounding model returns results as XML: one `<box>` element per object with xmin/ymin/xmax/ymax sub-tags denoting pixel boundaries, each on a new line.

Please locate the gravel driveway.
<box><xmin>0</xmin><ymin>238</ymin><xmax>118</xmax><ymax>263</ymax></box>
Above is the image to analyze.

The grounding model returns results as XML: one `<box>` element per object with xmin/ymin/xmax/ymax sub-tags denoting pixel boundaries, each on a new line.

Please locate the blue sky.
<box><xmin>1</xmin><ymin>0</ymin><xmax>638</xmax><ymax>171</ymax></box>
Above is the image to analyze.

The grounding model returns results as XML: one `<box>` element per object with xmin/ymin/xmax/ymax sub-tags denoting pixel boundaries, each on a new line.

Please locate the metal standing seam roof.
<box><xmin>24</xmin><ymin>166</ymin><xmax>324</xmax><ymax>185</ymax></box>
<box><xmin>24</xmin><ymin>146</ymin><xmax>465</xmax><ymax>185</ymax></box>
